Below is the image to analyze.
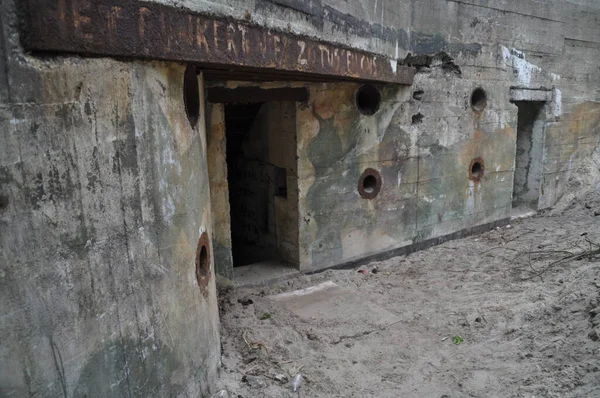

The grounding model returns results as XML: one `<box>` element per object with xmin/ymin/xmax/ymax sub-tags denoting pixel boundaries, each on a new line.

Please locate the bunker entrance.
<box><xmin>512</xmin><ymin>101</ymin><xmax>545</xmax><ymax>213</ymax></box>
<box><xmin>224</xmin><ymin>101</ymin><xmax>299</xmax><ymax>269</ymax></box>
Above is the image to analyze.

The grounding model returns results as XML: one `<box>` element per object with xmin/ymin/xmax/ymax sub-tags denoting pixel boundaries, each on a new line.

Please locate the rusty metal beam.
<box><xmin>207</xmin><ymin>87</ymin><xmax>309</xmax><ymax>104</ymax></box>
<box><xmin>19</xmin><ymin>0</ymin><xmax>415</xmax><ymax>85</ymax></box>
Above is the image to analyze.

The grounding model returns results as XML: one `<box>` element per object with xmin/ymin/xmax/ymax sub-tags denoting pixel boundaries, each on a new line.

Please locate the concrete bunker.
<box><xmin>11</xmin><ymin>0</ymin><xmax>600</xmax><ymax>395</ymax></box>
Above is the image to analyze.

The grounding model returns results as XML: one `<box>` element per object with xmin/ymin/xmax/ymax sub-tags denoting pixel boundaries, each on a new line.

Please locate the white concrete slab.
<box><xmin>269</xmin><ymin>281</ymin><xmax>401</xmax><ymax>334</ymax></box>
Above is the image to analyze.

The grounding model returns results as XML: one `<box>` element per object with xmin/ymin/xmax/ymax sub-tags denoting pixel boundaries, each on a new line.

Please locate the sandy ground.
<box><xmin>215</xmin><ymin>192</ymin><xmax>600</xmax><ymax>398</ymax></box>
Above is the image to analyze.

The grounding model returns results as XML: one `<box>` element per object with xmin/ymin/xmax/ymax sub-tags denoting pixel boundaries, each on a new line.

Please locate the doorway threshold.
<box><xmin>511</xmin><ymin>206</ymin><xmax>537</xmax><ymax>220</ymax></box>
<box><xmin>233</xmin><ymin>260</ymin><xmax>300</xmax><ymax>288</ymax></box>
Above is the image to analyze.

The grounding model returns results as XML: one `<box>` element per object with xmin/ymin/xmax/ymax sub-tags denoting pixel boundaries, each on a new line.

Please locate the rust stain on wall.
<box><xmin>21</xmin><ymin>0</ymin><xmax>415</xmax><ymax>84</ymax></box>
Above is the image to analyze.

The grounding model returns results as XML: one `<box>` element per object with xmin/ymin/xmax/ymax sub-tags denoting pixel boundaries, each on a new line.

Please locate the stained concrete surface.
<box><xmin>0</xmin><ymin>58</ymin><xmax>221</xmax><ymax>395</ymax></box>
<box><xmin>0</xmin><ymin>1</ymin><xmax>221</xmax><ymax>395</ymax></box>
<box><xmin>196</xmin><ymin>0</ymin><xmax>600</xmax><ymax>283</ymax></box>
<box><xmin>2</xmin><ymin>0</ymin><xmax>600</xmax><ymax>396</ymax></box>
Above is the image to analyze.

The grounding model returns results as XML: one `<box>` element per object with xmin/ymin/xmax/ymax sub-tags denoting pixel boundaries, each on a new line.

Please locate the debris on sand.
<box><xmin>291</xmin><ymin>373</ymin><xmax>303</xmax><ymax>392</ymax></box>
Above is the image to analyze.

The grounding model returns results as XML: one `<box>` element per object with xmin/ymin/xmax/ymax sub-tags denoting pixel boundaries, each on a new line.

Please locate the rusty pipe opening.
<box><xmin>358</xmin><ymin>168</ymin><xmax>382</xmax><ymax>199</ymax></box>
<box><xmin>469</xmin><ymin>157</ymin><xmax>485</xmax><ymax>181</ymax></box>
<box><xmin>471</xmin><ymin>88</ymin><xmax>487</xmax><ymax>112</ymax></box>
<box><xmin>195</xmin><ymin>231</ymin><xmax>211</xmax><ymax>294</ymax></box>
<box><xmin>356</xmin><ymin>84</ymin><xmax>381</xmax><ymax>115</ymax></box>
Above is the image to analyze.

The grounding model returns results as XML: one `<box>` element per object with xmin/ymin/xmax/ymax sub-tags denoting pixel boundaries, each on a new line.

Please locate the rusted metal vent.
<box><xmin>471</xmin><ymin>88</ymin><xmax>487</xmax><ymax>112</ymax></box>
<box><xmin>184</xmin><ymin>64</ymin><xmax>200</xmax><ymax>128</ymax></box>
<box><xmin>469</xmin><ymin>157</ymin><xmax>485</xmax><ymax>181</ymax></box>
<box><xmin>356</xmin><ymin>84</ymin><xmax>381</xmax><ymax>115</ymax></box>
<box><xmin>358</xmin><ymin>168</ymin><xmax>382</xmax><ymax>199</ymax></box>
<box><xmin>195</xmin><ymin>231</ymin><xmax>211</xmax><ymax>293</ymax></box>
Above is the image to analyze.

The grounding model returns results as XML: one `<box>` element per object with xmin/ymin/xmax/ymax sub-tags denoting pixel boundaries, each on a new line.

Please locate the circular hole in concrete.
<box><xmin>469</xmin><ymin>158</ymin><xmax>485</xmax><ymax>181</ymax></box>
<box><xmin>356</xmin><ymin>84</ymin><xmax>381</xmax><ymax>115</ymax></box>
<box><xmin>363</xmin><ymin>175</ymin><xmax>377</xmax><ymax>193</ymax></box>
<box><xmin>471</xmin><ymin>88</ymin><xmax>487</xmax><ymax>112</ymax></box>
<box><xmin>195</xmin><ymin>232</ymin><xmax>210</xmax><ymax>290</ymax></box>
<box><xmin>184</xmin><ymin>64</ymin><xmax>200</xmax><ymax>128</ymax></box>
<box><xmin>358</xmin><ymin>168</ymin><xmax>382</xmax><ymax>199</ymax></box>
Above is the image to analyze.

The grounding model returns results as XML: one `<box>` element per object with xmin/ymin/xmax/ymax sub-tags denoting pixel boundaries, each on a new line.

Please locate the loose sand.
<box><xmin>216</xmin><ymin>192</ymin><xmax>600</xmax><ymax>397</ymax></box>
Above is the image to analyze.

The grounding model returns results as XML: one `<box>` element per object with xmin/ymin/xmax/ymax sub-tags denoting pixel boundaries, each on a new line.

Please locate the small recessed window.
<box><xmin>470</xmin><ymin>88</ymin><xmax>487</xmax><ymax>112</ymax></box>
<box><xmin>469</xmin><ymin>158</ymin><xmax>485</xmax><ymax>181</ymax></box>
<box><xmin>358</xmin><ymin>168</ymin><xmax>382</xmax><ymax>199</ymax></box>
<box><xmin>184</xmin><ymin>64</ymin><xmax>200</xmax><ymax>128</ymax></box>
<box><xmin>356</xmin><ymin>84</ymin><xmax>381</xmax><ymax>115</ymax></box>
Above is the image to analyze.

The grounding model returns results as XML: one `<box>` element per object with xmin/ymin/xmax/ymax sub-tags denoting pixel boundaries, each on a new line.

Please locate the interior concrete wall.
<box><xmin>209</xmin><ymin>100</ymin><xmax>299</xmax><ymax>270</ymax></box>
<box><xmin>225</xmin><ymin>102</ymin><xmax>296</xmax><ymax>266</ymax></box>
<box><xmin>267</xmin><ymin>102</ymin><xmax>300</xmax><ymax>266</ymax></box>
<box><xmin>0</xmin><ymin>2</ymin><xmax>221</xmax><ymax>396</ymax></box>
<box><xmin>226</xmin><ymin>104</ymin><xmax>274</xmax><ymax>266</ymax></box>
<box><xmin>513</xmin><ymin>102</ymin><xmax>546</xmax><ymax>209</ymax></box>
<box><xmin>207</xmin><ymin>103</ymin><xmax>235</xmax><ymax>280</ymax></box>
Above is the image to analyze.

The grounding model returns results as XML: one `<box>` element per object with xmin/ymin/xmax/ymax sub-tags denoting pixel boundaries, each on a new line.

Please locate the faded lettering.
<box><xmin>196</xmin><ymin>19</ymin><xmax>210</xmax><ymax>55</ymax></box>
<box><xmin>297</xmin><ymin>41</ymin><xmax>308</xmax><ymax>66</ymax></box>
<box><xmin>227</xmin><ymin>23</ymin><xmax>237</xmax><ymax>56</ymax></box>
<box><xmin>23</xmin><ymin>0</ymin><xmax>413</xmax><ymax>84</ymax></box>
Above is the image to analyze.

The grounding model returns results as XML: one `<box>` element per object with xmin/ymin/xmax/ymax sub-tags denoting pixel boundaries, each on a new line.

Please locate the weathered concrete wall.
<box><xmin>3</xmin><ymin>0</ymin><xmax>600</xmax><ymax>387</ymax></box>
<box><xmin>196</xmin><ymin>0</ymin><xmax>599</xmax><ymax>273</ymax></box>
<box><xmin>297</xmin><ymin>68</ymin><xmax>518</xmax><ymax>270</ymax></box>
<box><xmin>270</xmin><ymin>102</ymin><xmax>300</xmax><ymax>265</ymax></box>
<box><xmin>208</xmin><ymin>42</ymin><xmax>596</xmax><ymax>275</ymax></box>
<box><xmin>207</xmin><ymin>103</ymin><xmax>235</xmax><ymax>281</ymax></box>
<box><xmin>159</xmin><ymin>0</ymin><xmax>600</xmax><ymax>211</ymax></box>
<box><xmin>0</xmin><ymin>2</ymin><xmax>220</xmax><ymax>396</ymax></box>
<box><xmin>208</xmin><ymin>72</ymin><xmax>518</xmax><ymax>273</ymax></box>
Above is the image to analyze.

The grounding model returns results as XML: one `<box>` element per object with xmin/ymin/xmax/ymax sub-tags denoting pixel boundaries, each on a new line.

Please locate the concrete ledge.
<box><xmin>510</xmin><ymin>87</ymin><xmax>553</xmax><ymax>102</ymax></box>
<box><xmin>221</xmin><ymin>217</ymin><xmax>512</xmax><ymax>287</ymax></box>
<box><xmin>308</xmin><ymin>217</ymin><xmax>512</xmax><ymax>274</ymax></box>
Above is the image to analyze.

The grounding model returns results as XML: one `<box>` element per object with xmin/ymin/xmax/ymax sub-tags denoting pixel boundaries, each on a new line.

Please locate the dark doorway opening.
<box><xmin>512</xmin><ymin>101</ymin><xmax>545</xmax><ymax>212</ymax></box>
<box><xmin>224</xmin><ymin>102</ymin><xmax>298</xmax><ymax>268</ymax></box>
